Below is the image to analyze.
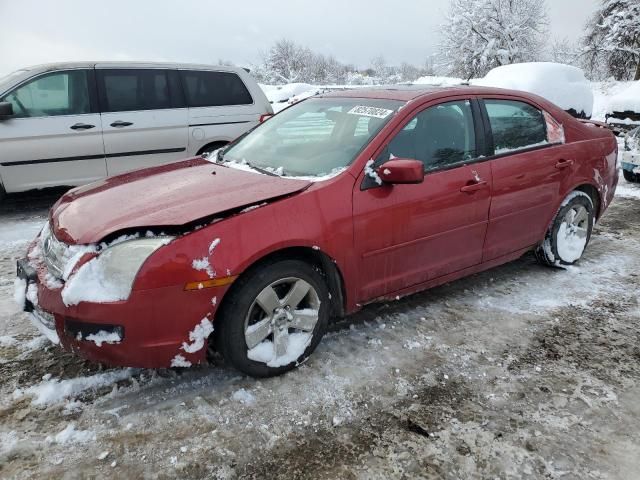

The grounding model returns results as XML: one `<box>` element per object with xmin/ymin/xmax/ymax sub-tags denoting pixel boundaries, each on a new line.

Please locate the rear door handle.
<box><xmin>555</xmin><ymin>159</ymin><xmax>574</xmax><ymax>169</ymax></box>
<box><xmin>460</xmin><ymin>181</ymin><xmax>488</xmax><ymax>193</ymax></box>
<box><xmin>70</xmin><ymin>123</ymin><xmax>95</xmax><ymax>130</ymax></box>
<box><xmin>110</xmin><ymin>121</ymin><xmax>133</xmax><ymax>128</ymax></box>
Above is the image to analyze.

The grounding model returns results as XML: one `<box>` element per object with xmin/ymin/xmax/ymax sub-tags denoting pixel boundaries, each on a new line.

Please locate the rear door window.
<box><xmin>484</xmin><ymin>100</ymin><xmax>547</xmax><ymax>155</ymax></box>
<box><xmin>1</xmin><ymin>70</ymin><xmax>91</xmax><ymax>118</ymax></box>
<box><xmin>98</xmin><ymin>69</ymin><xmax>171</xmax><ymax>112</ymax></box>
<box><xmin>180</xmin><ymin>70</ymin><xmax>253</xmax><ymax>107</ymax></box>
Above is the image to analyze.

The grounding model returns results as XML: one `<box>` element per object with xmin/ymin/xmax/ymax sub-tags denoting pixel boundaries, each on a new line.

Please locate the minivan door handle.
<box><xmin>110</xmin><ymin>121</ymin><xmax>133</xmax><ymax>128</ymax></box>
<box><xmin>70</xmin><ymin>123</ymin><xmax>95</xmax><ymax>130</ymax></box>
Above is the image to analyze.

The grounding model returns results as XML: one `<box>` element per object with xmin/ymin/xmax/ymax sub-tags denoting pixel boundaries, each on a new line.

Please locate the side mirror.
<box><xmin>376</xmin><ymin>158</ymin><xmax>424</xmax><ymax>184</ymax></box>
<box><xmin>0</xmin><ymin>102</ymin><xmax>14</xmax><ymax>120</ymax></box>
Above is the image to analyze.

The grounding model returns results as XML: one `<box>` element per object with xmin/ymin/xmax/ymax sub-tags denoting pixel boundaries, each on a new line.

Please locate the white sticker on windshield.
<box><xmin>347</xmin><ymin>106</ymin><xmax>394</xmax><ymax>119</ymax></box>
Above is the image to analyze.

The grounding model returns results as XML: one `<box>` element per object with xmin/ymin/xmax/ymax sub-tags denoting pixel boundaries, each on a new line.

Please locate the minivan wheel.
<box><xmin>198</xmin><ymin>142</ymin><xmax>228</xmax><ymax>159</ymax></box>
<box><xmin>535</xmin><ymin>192</ymin><xmax>594</xmax><ymax>268</ymax></box>
<box><xmin>623</xmin><ymin>169</ymin><xmax>640</xmax><ymax>183</ymax></box>
<box><xmin>216</xmin><ymin>259</ymin><xmax>329</xmax><ymax>378</ymax></box>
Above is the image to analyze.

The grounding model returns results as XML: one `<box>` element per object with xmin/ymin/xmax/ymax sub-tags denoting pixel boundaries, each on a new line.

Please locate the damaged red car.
<box><xmin>17</xmin><ymin>86</ymin><xmax>618</xmax><ymax>377</ymax></box>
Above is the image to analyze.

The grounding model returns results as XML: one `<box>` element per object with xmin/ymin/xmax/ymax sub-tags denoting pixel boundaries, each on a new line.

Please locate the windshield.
<box><xmin>222</xmin><ymin>97</ymin><xmax>404</xmax><ymax>177</ymax></box>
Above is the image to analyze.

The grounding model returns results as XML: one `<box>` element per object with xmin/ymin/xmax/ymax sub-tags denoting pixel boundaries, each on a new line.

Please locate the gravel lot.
<box><xmin>1</xmin><ymin>181</ymin><xmax>639</xmax><ymax>479</ymax></box>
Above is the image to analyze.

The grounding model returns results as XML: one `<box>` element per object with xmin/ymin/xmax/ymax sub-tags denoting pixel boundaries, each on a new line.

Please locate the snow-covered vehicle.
<box><xmin>605</xmin><ymin>81</ymin><xmax>640</xmax><ymax>134</ymax></box>
<box><xmin>475</xmin><ymin>62</ymin><xmax>594</xmax><ymax>119</ymax></box>
<box><xmin>16</xmin><ymin>86</ymin><xmax>618</xmax><ymax>378</ymax></box>
<box><xmin>621</xmin><ymin>126</ymin><xmax>640</xmax><ymax>182</ymax></box>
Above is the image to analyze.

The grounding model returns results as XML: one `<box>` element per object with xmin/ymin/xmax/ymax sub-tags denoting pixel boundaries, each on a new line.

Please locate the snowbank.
<box><xmin>474</xmin><ymin>63</ymin><xmax>594</xmax><ymax>117</ymax></box>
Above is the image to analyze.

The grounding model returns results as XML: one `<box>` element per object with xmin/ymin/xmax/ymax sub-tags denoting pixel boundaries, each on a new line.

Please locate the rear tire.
<box><xmin>535</xmin><ymin>192</ymin><xmax>594</xmax><ymax>268</ymax></box>
<box><xmin>216</xmin><ymin>259</ymin><xmax>329</xmax><ymax>378</ymax></box>
<box><xmin>623</xmin><ymin>169</ymin><xmax>640</xmax><ymax>183</ymax></box>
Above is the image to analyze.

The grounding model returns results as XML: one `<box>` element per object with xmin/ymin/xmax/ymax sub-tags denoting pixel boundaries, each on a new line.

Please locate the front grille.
<box><xmin>41</xmin><ymin>223</ymin><xmax>70</xmax><ymax>280</ymax></box>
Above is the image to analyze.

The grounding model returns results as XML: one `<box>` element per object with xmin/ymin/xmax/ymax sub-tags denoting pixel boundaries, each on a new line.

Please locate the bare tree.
<box><xmin>439</xmin><ymin>0</ymin><xmax>549</xmax><ymax>79</ymax></box>
<box><xmin>583</xmin><ymin>0</ymin><xmax>640</xmax><ymax>81</ymax></box>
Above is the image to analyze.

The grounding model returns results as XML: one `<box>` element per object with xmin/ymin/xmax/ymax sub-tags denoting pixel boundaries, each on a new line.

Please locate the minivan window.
<box><xmin>180</xmin><ymin>71</ymin><xmax>253</xmax><ymax>107</ymax></box>
<box><xmin>99</xmin><ymin>69</ymin><xmax>171</xmax><ymax>112</ymax></box>
<box><xmin>1</xmin><ymin>70</ymin><xmax>90</xmax><ymax>118</ymax></box>
<box><xmin>484</xmin><ymin>100</ymin><xmax>547</xmax><ymax>154</ymax></box>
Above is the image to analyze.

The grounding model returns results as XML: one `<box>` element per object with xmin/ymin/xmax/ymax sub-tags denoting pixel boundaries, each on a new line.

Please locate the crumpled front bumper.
<box><xmin>17</xmin><ymin>243</ymin><xmax>227</xmax><ymax>369</ymax></box>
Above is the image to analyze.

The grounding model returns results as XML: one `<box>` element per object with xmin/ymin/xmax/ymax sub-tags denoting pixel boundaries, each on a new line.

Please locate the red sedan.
<box><xmin>17</xmin><ymin>86</ymin><xmax>618</xmax><ymax>377</ymax></box>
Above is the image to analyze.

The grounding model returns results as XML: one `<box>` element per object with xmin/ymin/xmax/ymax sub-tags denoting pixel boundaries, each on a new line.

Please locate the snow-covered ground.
<box><xmin>1</xmin><ymin>87</ymin><xmax>640</xmax><ymax>479</ymax></box>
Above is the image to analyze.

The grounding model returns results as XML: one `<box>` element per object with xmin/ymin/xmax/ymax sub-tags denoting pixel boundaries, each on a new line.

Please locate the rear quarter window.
<box><xmin>180</xmin><ymin>71</ymin><xmax>253</xmax><ymax>107</ymax></box>
<box><xmin>484</xmin><ymin>99</ymin><xmax>547</xmax><ymax>155</ymax></box>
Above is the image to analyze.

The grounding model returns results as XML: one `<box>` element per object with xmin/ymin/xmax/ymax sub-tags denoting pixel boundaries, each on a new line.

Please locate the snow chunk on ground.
<box><xmin>13</xmin><ymin>369</ymin><xmax>135</xmax><ymax>406</ymax></box>
<box><xmin>181</xmin><ymin>318</ymin><xmax>214</xmax><ymax>354</ymax></box>
<box><xmin>247</xmin><ymin>332</ymin><xmax>312</xmax><ymax>368</ymax></box>
<box><xmin>48</xmin><ymin>424</ymin><xmax>96</xmax><ymax>444</ymax></box>
<box><xmin>85</xmin><ymin>330</ymin><xmax>122</xmax><ymax>347</ymax></box>
<box><xmin>231</xmin><ymin>388</ymin><xmax>256</xmax><ymax>405</ymax></box>
<box><xmin>474</xmin><ymin>63</ymin><xmax>593</xmax><ymax>117</ymax></box>
<box><xmin>365</xmin><ymin>160</ymin><xmax>382</xmax><ymax>185</ymax></box>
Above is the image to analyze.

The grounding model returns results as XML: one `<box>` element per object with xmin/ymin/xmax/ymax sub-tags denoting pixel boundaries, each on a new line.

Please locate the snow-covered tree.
<box><xmin>549</xmin><ymin>38</ymin><xmax>582</xmax><ymax>67</ymax></box>
<box><xmin>439</xmin><ymin>0</ymin><xmax>549</xmax><ymax>79</ymax></box>
<box><xmin>583</xmin><ymin>0</ymin><xmax>640</xmax><ymax>81</ymax></box>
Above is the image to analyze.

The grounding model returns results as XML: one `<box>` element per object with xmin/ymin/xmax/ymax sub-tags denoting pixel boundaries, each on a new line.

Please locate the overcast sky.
<box><xmin>0</xmin><ymin>0</ymin><xmax>599</xmax><ymax>76</ymax></box>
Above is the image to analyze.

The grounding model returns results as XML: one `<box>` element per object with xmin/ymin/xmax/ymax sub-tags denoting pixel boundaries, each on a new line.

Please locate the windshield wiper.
<box><xmin>245</xmin><ymin>162</ymin><xmax>280</xmax><ymax>177</ymax></box>
<box><xmin>218</xmin><ymin>154</ymin><xmax>280</xmax><ymax>177</ymax></box>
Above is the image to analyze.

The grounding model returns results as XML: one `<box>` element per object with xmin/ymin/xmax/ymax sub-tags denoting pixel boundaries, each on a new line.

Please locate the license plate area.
<box><xmin>17</xmin><ymin>258</ymin><xmax>37</xmax><ymax>312</ymax></box>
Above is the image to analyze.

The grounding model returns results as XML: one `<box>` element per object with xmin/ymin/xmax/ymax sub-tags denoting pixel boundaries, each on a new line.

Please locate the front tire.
<box><xmin>216</xmin><ymin>259</ymin><xmax>330</xmax><ymax>377</ymax></box>
<box><xmin>535</xmin><ymin>192</ymin><xmax>594</xmax><ymax>268</ymax></box>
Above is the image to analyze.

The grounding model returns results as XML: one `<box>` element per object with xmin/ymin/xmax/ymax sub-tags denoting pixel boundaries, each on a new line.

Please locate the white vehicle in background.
<box><xmin>621</xmin><ymin>126</ymin><xmax>640</xmax><ymax>183</ymax></box>
<box><xmin>605</xmin><ymin>81</ymin><xmax>640</xmax><ymax>134</ymax></box>
<box><xmin>0</xmin><ymin>62</ymin><xmax>272</xmax><ymax>195</ymax></box>
<box><xmin>474</xmin><ymin>62</ymin><xmax>594</xmax><ymax>119</ymax></box>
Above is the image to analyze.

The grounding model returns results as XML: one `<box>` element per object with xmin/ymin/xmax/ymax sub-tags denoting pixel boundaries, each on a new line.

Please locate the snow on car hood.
<box><xmin>50</xmin><ymin>158</ymin><xmax>311</xmax><ymax>244</ymax></box>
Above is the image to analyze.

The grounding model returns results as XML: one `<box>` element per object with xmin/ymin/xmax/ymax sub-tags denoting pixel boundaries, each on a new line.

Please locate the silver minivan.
<box><xmin>0</xmin><ymin>62</ymin><xmax>273</xmax><ymax>194</ymax></box>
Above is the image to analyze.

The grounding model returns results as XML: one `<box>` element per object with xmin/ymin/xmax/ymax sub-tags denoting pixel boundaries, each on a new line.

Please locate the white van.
<box><xmin>0</xmin><ymin>62</ymin><xmax>273</xmax><ymax>194</ymax></box>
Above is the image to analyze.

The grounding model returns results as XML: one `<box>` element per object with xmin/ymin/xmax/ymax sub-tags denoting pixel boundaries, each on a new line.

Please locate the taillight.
<box><xmin>259</xmin><ymin>114</ymin><xmax>274</xmax><ymax>123</ymax></box>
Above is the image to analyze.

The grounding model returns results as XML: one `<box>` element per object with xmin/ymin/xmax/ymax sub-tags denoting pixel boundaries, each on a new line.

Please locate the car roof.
<box><xmin>320</xmin><ymin>85</ymin><xmax>533</xmax><ymax>102</ymax></box>
<box><xmin>11</xmin><ymin>61</ymin><xmax>248</xmax><ymax>75</ymax></box>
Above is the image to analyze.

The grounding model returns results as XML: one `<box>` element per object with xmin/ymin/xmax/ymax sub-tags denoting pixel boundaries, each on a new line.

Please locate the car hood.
<box><xmin>51</xmin><ymin>158</ymin><xmax>311</xmax><ymax>244</ymax></box>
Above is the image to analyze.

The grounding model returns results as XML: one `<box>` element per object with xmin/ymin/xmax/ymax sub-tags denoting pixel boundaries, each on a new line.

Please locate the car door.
<box><xmin>480</xmin><ymin>98</ymin><xmax>571</xmax><ymax>261</ymax></box>
<box><xmin>0</xmin><ymin>69</ymin><xmax>106</xmax><ymax>192</ymax></box>
<box><xmin>353</xmin><ymin>98</ymin><xmax>492</xmax><ymax>302</ymax></box>
<box><xmin>96</xmin><ymin>67</ymin><xmax>189</xmax><ymax>176</ymax></box>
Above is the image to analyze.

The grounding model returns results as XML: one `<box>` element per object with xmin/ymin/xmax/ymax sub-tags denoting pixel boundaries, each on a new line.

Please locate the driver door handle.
<box><xmin>70</xmin><ymin>123</ymin><xmax>95</xmax><ymax>130</ymax></box>
<box><xmin>460</xmin><ymin>180</ymin><xmax>488</xmax><ymax>193</ymax></box>
<box><xmin>110</xmin><ymin>120</ymin><xmax>133</xmax><ymax>128</ymax></box>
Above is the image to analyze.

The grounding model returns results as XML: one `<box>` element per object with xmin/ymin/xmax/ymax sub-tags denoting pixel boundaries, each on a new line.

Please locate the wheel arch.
<box><xmin>196</xmin><ymin>140</ymin><xmax>229</xmax><ymax>156</ymax></box>
<box><xmin>573</xmin><ymin>183</ymin><xmax>601</xmax><ymax>219</ymax></box>
<box><xmin>220</xmin><ymin>246</ymin><xmax>347</xmax><ymax>320</ymax></box>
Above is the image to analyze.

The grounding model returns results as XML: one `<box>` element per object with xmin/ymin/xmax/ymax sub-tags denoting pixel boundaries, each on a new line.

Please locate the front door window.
<box><xmin>1</xmin><ymin>70</ymin><xmax>90</xmax><ymax>118</ymax></box>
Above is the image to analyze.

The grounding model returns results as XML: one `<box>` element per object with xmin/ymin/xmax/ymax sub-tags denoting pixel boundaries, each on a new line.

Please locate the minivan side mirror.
<box><xmin>0</xmin><ymin>102</ymin><xmax>14</xmax><ymax>120</ymax></box>
<box><xmin>376</xmin><ymin>158</ymin><xmax>424</xmax><ymax>184</ymax></box>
